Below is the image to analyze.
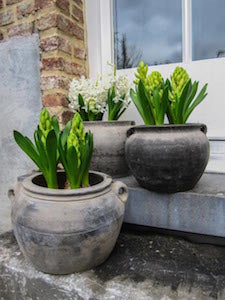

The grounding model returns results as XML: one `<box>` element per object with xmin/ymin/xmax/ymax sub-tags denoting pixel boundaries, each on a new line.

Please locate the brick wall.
<box><xmin>0</xmin><ymin>0</ymin><xmax>88</xmax><ymax>123</ymax></box>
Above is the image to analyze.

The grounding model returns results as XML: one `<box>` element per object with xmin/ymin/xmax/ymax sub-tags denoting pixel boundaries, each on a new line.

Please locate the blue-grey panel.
<box><xmin>0</xmin><ymin>34</ymin><xmax>42</xmax><ymax>233</ymax></box>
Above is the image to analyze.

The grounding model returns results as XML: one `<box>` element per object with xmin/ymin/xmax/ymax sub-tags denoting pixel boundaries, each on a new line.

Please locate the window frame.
<box><xmin>86</xmin><ymin>0</ymin><xmax>193</xmax><ymax>76</ymax></box>
<box><xmin>85</xmin><ymin>0</ymin><xmax>225</xmax><ymax>140</ymax></box>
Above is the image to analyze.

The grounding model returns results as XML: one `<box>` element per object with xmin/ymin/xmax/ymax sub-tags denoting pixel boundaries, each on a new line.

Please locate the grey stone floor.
<box><xmin>0</xmin><ymin>200</ymin><xmax>11</xmax><ymax>235</ymax></box>
<box><xmin>1</xmin><ymin>227</ymin><xmax>225</xmax><ymax>300</ymax></box>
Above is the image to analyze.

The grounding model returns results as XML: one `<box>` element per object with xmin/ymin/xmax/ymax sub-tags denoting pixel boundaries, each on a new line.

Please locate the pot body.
<box><xmin>125</xmin><ymin>124</ymin><xmax>210</xmax><ymax>193</ymax></box>
<box><xmin>10</xmin><ymin>171</ymin><xmax>128</xmax><ymax>274</ymax></box>
<box><xmin>84</xmin><ymin>121</ymin><xmax>135</xmax><ymax>177</ymax></box>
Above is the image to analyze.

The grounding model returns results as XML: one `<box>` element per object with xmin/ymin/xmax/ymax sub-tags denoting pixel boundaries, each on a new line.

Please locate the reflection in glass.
<box><xmin>113</xmin><ymin>0</ymin><xmax>182</xmax><ymax>69</ymax></box>
<box><xmin>192</xmin><ymin>0</ymin><xmax>225</xmax><ymax>60</ymax></box>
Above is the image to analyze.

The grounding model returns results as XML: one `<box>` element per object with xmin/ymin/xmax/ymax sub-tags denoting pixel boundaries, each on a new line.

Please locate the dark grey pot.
<box><xmin>125</xmin><ymin>124</ymin><xmax>210</xmax><ymax>193</ymax></box>
<box><xmin>84</xmin><ymin>121</ymin><xmax>135</xmax><ymax>178</ymax></box>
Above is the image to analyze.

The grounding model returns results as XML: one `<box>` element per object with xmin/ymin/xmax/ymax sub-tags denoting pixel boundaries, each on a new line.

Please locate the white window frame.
<box><xmin>86</xmin><ymin>0</ymin><xmax>193</xmax><ymax>76</ymax></box>
<box><xmin>86</xmin><ymin>0</ymin><xmax>114</xmax><ymax>78</ymax></box>
<box><xmin>85</xmin><ymin>0</ymin><xmax>225</xmax><ymax>142</ymax></box>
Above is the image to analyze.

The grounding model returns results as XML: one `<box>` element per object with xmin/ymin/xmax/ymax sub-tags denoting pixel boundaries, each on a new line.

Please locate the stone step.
<box><xmin>1</xmin><ymin>229</ymin><xmax>225</xmax><ymax>299</ymax></box>
<box><xmin>121</xmin><ymin>172</ymin><xmax>225</xmax><ymax>243</ymax></box>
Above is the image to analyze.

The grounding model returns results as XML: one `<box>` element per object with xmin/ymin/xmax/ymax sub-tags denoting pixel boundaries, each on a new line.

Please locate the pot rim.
<box><xmin>22</xmin><ymin>170</ymin><xmax>112</xmax><ymax>197</ymax></box>
<box><xmin>127</xmin><ymin>123</ymin><xmax>207</xmax><ymax>137</ymax></box>
<box><xmin>83</xmin><ymin>120</ymin><xmax>135</xmax><ymax>126</ymax></box>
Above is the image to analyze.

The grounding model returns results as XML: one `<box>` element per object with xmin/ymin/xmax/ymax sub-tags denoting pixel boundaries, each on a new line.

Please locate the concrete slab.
<box><xmin>0</xmin><ymin>34</ymin><xmax>42</xmax><ymax>234</ymax></box>
<box><xmin>1</xmin><ymin>229</ymin><xmax>225</xmax><ymax>299</ymax></box>
<box><xmin>122</xmin><ymin>172</ymin><xmax>225</xmax><ymax>240</ymax></box>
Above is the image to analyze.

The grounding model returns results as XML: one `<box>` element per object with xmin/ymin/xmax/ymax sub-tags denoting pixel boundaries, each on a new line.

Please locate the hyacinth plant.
<box><xmin>13</xmin><ymin>109</ymin><xmax>93</xmax><ymax>189</ymax></box>
<box><xmin>166</xmin><ymin>66</ymin><xmax>208</xmax><ymax>124</ymax></box>
<box><xmin>58</xmin><ymin>113</ymin><xmax>93</xmax><ymax>189</ymax></box>
<box><xmin>14</xmin><ymin>108</ymin><xmax>59</xmax><ymax>189</ymax></box>
<box><xmin>131</xmin><ymin>62</ymin><xmax>168</xmax><ymax>125</ymax></box>
<box><xmin>131</xmin><ymin>61</ymin><xmax>208</xmax><ymax>125</ymax></box>
<box><xmin>67</xmin><ymin>66</ymin><xmax>131</xmax><ymax>121</ymax></box>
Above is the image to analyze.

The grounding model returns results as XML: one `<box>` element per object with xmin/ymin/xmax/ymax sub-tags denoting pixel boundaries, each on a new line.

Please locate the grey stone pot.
<box><xmin>9</xmin><ymin>171</ymin><xmax>128</xmax><ymax>275</ymax></box>
<box><xmin>84</xmin><ymin>121</ymin><xmax>135</xmax><ymax>178</ymax></box>
<box><xmin>125</xmin><ymin>124</ymin><xmax>210</xmax><ymax>193</ymax></box>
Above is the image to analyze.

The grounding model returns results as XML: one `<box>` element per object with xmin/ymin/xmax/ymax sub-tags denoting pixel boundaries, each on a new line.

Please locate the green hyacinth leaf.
<box><xmin>13</xmin><ymin>130</ymin><xmax>43</xmax><ymax>170</ymax></box>
<box><xmin>51</xmin><ymin>116</ymin><xmax>60</xmax><ymax>137</ymax></box>
<box><xmin>34</xmin><ymin>129</ymin><xmax>48</xmax><ymax>169</ymax></box>
<box><xmin>135</xmin><ymin>80</ymin><xmax>154</xmax><ymax>125</ymax></box>
<box><xmin>184</xmin><ymin>83</ymin><xmax>208</xmax><ymax>122</ymax></box>
<box><xmin>177</xmin><ymin>79</ymin><xmax>191</xmax><ymax>123</ymax></box>
<box><xmin>160</xmin><ymin>86</ymin><xmax>168</xmax><ymax>125</ymax></box>
<box><xmin>183</xmin><ymin>81</ymin><xmax>199</xmax><ymax>114</ymax></box>
<box><xmin>46</xmin><ymin>130</ymin><xmax>57</xmax><ymax>169</ymax></box>
<box><xmin>61</xmin><ymin>121</ymin><xmax>71</xmax><ymax>148</ymax></box>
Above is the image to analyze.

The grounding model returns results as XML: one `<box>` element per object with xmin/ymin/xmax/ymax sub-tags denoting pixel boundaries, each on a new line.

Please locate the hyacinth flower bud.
<box><xmin>170</xmin><ymin>66</ymin><xmax>189</xmax><ymax>100</ymax></box>
<box><xmin>67</xmin><ymin>131</ymin><xmax>81</xmax><ymax>166</ymax></box>
<box><xmin>134</xmin><ymin>61</ymin><xmax>148</xmax><ymax>85</ymax></box>
<box><xmin>146</xmin><ymin>71</ymin><xmax>163</xmax><ymax>101</ymax></box>
<box><xmin>71</xmin><ymin>112</ymin><xmax>85</xmax><ymax>145</ymax></box>
<box><xmin>39</xmin><ymin>108</ymin><xmax>52</xmax><ymax>144</ymax></box>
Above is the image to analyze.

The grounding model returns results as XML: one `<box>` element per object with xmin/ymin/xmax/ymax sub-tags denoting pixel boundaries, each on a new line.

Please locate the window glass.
<box><xmin>192</xmin><ymin>0</ymin><xmax>225</xmax><ymax>60</ymax></box>
<box><xmin>113</xmin><ymin>0</ymin><xmax>182</xmax><ymax>69</ymax></box>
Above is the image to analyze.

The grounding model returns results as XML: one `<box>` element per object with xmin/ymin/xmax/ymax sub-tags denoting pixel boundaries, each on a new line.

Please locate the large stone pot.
<box><xmin>125</xmin><ymin>124</ymin><xmax>210</xmax><ymax>193</ymax></box>
<box><xmin>9</xmin><ymin>171</ymin><xmax>128</xmax><ymax>274</ymax></box>
<box><xmin>84</xmin><ymin>121</ymin><xmax>135</xmax><ymax>177</ymax></box>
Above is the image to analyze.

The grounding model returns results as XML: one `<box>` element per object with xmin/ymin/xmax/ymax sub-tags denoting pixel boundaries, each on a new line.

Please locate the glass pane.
<box><xmin>192</xmin><ymin>0</ymin><xmax>225</xmax><ymax>60</ymax></box>
<box><xmin>113</xmin><ymin>0</ymin><xmax>182</xmax><ymax>69</ymax></box>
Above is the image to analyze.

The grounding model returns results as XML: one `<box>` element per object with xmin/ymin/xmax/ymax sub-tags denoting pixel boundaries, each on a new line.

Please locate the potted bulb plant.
<box><xmin>67</xmin><ymin>66</ymin><xmax>135</xmax><ymax>177</ymax></box>
<box><xmin>9</xmin><ymin>109</ymin><xmax>128</xmax><ymax>275</ymax></box>
<box><xmin>126</xmin><ymin>62</ymin><xmax>210</xmax><ymax>193</ymax></box>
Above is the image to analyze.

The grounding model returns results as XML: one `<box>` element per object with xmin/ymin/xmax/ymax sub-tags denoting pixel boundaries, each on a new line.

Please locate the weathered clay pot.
<box><xmin>125</xmin><ymin>124</ymin><xmax>210</xmax><ymax>193</ymax></box>
<box><xmin>84</xmin><ymin>121</ymin><xmax>135</xmax><ymax>177</ymax></box>
<box><xmin>9</xmin><ymin>171</ymin><xmax>128</xmax><ymax>274</ymax></box>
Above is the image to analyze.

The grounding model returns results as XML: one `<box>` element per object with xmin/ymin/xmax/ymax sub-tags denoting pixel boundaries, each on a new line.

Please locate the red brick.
<box><xmin>40</xmin><ymin>36</ymin><xmax>59</xmax><ymax>52</ymax></box>
<box><xmin>58</xmin><ymin>36</ymin><xmax>72</xmax><ymax>54</ymax></box>
<box><xmin>42</xmin><ymin>93</ymin><xmax>68</xmax><ymax>107</ymax></box>
<box><xmin>17</xmin><ymin>1</ymin><xmax>35</xmax><ymax>19</ymax></box>
<box><xmin>35</xmin><ymin>0</ymin><xmax>51</xmax><ymax>9</ymax></box>
<box><xmin>54</xmin><ymin>76</ymin><xmax>70</xmax><ymax>90</ymax></box>
<box><xmin>62</xmin><ymin>109</ymin><xmax>74</xmax><ymax>125</ymax></box>
<box><xmin>6</xmin><ymin>0</ymin><xmax>22</xmax><ymax>5</ymax></box>
<box><xmin>42</xmin><ymin>57</ymin><xmax>65</xmax><ymax>71</ymax></box>
<box><xmin>63</xmin><ymin>60</ymin><xmax>85</xmax><ymax>76</ymax></box>
<box><xmin>0</xmin><ymin>10</ymin><xmax>14</xmax><ymax>26</ymax></box>
<box><xmin>40</xmin><ymin>36</ymin><xmax>72</xmax><ymax>54</ymax></box>
<box><xmin>7</xmin><ymin>22</ymin><xmax>33</xmax><ymax>37</ymax></box>
<box><xmin>57</xmin><ymin>14</ymin><xmax>84</xmax><ymax>40</ymax></box>
<box><xmin>74</xmin><ymin>46</ymin><xmax>85</xmax><ymax>60</ymax></box>
<box><xmin>36</xmin><ymin>13</ymin><xmax>57</xmax><ymax>31</ymax></box>
<box><xmin>41</xmin><ymin>76</ymin><xmax>70</xmax><ymax>90</ymax></box>
<box><xmin>56</xmin><ymin>0</ymin><xmax>69</xmax><ymax>15</ymax></box>
<box><xmin>72</xmin><ymin>5</ymin><xmax>83</xmax><ymax>23</ymax></box>
<box><xmin>42</xmin><ymin>56</ymin><xmax>85</xmax><ymax>76</ymax></box>
<box><xmin>0</xmin><ymin>29</ymin><xmax>4</xmax><ymax>40</ymax></box>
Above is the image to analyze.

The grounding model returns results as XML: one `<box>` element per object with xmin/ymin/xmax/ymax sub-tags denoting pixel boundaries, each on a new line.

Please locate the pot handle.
<box><xmin>112</xmin><ymin>181</ymin><xmax>128</xmax><ymax>204</ymax></box>
<box><xmin>8</xmin><ymin>182</ymin><xmax>20</xmax><ymax>203</ymax></box>
<box><xmin>200</xmin><ymin>124</ymin><xmax>207</xmax><ymax>134</ymax></box>
<box><xmin>127</xmin><ymin>127</ymin><xmax>135</xmax><ymax>138</ymax></box>
<box><xmin>8</xmin><ymin>187</ymin><xmax>15</xmax><ymax>203</ymax></box>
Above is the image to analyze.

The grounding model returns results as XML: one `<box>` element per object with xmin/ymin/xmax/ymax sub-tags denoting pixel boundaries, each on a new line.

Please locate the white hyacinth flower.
<box><xmin>68</xmin><ymin>65</ymin><xmax>131</xmax><ymax>118</ymax></box>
